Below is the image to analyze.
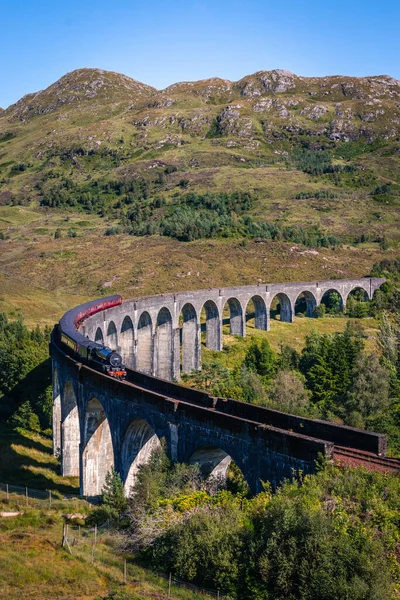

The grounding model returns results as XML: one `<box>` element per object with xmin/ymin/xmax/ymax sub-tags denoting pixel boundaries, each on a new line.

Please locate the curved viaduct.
<box><xmin>51</xmin><ymin>276</ymin><xmax>386</xmax><ymax>497</ymax></box>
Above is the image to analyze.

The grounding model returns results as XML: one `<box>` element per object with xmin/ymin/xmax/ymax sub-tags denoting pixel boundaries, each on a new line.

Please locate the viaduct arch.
<box><xmin>52</xmin><ymin>276</ymin><xmax>386</xmax><ymax>497</ymax></box>
<box><xmin>81</xmin><ymin>277</ymin><xmax>383</xmax><ymax>380</ymax></box>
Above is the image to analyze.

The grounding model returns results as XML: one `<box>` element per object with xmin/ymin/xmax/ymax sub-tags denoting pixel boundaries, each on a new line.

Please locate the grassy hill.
<box><xmin>0</xmin><ymin>68</ymin><xmax>399</xmax><ymax>240</ymax></box>
<box><xmin>0</xmin><ymin>67</ymin><xmax>398</xmax><ymax>322</ymax></box>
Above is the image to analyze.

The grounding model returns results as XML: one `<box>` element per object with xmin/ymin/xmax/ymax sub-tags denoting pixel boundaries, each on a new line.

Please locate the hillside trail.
<box><xmin>379</xmin><ymin>175</ymin><xmax>399</xmax><ymax>185</ymax></box>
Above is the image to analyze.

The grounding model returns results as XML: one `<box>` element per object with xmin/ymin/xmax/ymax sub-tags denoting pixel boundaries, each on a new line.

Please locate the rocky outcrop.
<box><xmin>5</xmin><ymin>68</ymin><xmax>156</xmax><ymax>120</ymax></box>
<box><xmin>236</xmin><ymin>69</ymin><xmax>300</xmax><ymax>97</ymax></box>
<box><xmin>217</xmin><ymin>105</ymin><xmax>254</xmax><ymax>137</ymax></box>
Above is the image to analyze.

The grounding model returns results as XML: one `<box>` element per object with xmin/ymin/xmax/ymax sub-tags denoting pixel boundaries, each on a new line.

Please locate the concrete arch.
<box><xmin>52</xmin><ymin>368</ymin><xmax>61</xmax><ymax>457</ymax></box>
<box><xmin>201</xmin><ymin>300</ymin><xmax>221</xmax><ymax>351</ymax></box>
<box><xmin>245</xmin><ymin>295</ymin><xmax>268</xmax><ymax>330</ymax></box>
<box><xmin>345</xmin><ymin>285</ymin><xmax>370</xmax><ymax>303</ymax></box>
<box><xmin>180</xmin><ymin>303</ymin><xmax>200</xmax><ymax>373</ymax></box>
<box><xmin>223</xmin><ymin>297</ymin><xmax>244</xmax><ymax>336</ymax></box>
<box><xmin>156</xmin><ymin>307</ymin><xmax>173</xmax><ymax>380</ymax></box>
<box><xmin>121</xmin><ymin>418</ymin><xmax>161</xmax><ymax>496</ymax></box>
<box><xmin>95</xmin><ymin>327</ymin><xmax>104</xmax><ymax>344</ymax></box>
<box><xmin>120</xmin><ymin>316</ymin><xmax>134</xmax><ymax>367</ymax></box>
<box><xmin>82</xmin><ymin>398</ymin><xmax>114</xmax><ymax>497</ymax></box>
<box><xmin>320</xmin><ymin>288</ymin><xmax>344</xmax><ymax>313</ymax></box>
<box><xmin>189</xmin><ymin>446</ymin><xmax>232</xmax><ymax>480</ymax></box>
<box><xmin>269</xmin><ymin>292</ymin><xmax>293</xmax><ymax>323</ymax></box>
<box><xmin>107</xmin><ymin>321</ymin><xmax>118</xmax><ymax>349</ymax></box>
<box><xmin>61</xmin><ymin>381</ymin><xmax>80</xmax><ymax>476</ymax></box>
<box><xmin>137</xmin><ymin>311</ymin><xmax>153</xmax><ymax>374</ymax></box>
<box><xmin>294</xmin><ymin>290</ymin><xmax>317</xmax><ymax>318</ymax></box>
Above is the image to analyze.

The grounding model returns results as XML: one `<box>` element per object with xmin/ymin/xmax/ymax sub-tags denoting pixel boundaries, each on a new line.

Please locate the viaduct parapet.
<box><xmin>51</xmin><ymin>276</ymin><xmax>386</xmax><ymax>497</ymax></box>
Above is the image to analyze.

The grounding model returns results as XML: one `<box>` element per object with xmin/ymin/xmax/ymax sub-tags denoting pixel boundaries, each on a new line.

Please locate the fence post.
<box><xmin>62</xmin><ymin>524</ymin><xmax>73</xmax><ymax>555</ymax></box>
<box><xmin>168</xmin><ymin>572</ymin><xmax>172</xmax><ymax>598</ymax></box>
<box><xmin>123</xmin><ymin>559</ymin><xmax>127</xmax><ymax>584</ymax></box>
<box><xmin>49</xmin><ymin>490</ymin><xmax>52</xmax><ymax>507</ymax></box>
<box><xmin>91</xmin><ymin>540</ymin><xmax>94</xmax><ymax>563</ymax></box>
<box><xmin>94</xmin><ymin>524</ymin><xmax>97</xmax><ymax>545</ymax></box>
<box><xmin>6</xmin><ymin>483</ymin><xmax>8</xmax><ymax>501</ymax></box>
<box><xmin>25</xmin><ymin>487</ymin><xmax>28</xmax><ymax>506</ymax></box>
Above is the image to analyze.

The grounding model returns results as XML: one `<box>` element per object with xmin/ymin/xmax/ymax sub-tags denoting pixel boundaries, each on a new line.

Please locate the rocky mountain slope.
<box><xmin>0</xmin><ymin>67</ymin><xmax>399</xmax><ymax>246</ymax></box>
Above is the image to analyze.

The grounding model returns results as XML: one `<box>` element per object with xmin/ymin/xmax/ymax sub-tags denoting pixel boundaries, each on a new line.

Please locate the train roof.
<box><xmin>59</xmin><ymin>294</ymin><xmax>122</xmax><ymax>347</ymax></box>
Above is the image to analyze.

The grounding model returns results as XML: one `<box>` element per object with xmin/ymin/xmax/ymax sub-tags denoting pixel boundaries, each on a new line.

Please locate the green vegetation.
<box><xmin>0</xmin><ymin>312</ymin><xmax>51</xmax><ymax>428</ymax></box>
<box><xmin>102</xmin><ymin>468</ymin><xmax>128</xmax><ymax>518</ymax></box>
<box><xmin>0</xmin><ymin>490</ymin><xmax>213</xmax><ymax>600</ymax></box>
<box><xmin>188</xmin><ymin>320</ymin><xmax>397</xmax><ymax>436</ymax></box>
<box><xmin>115</xmin><ymin>444</ymin><xmax>400</xmax><ymax>600</ymax></box>
<box><xmin>41</xmin><ymin>183</ymin><xmax>341</xmax><ymax>246</ymax></box>
<box><xmin>0</xmin><ymin>424</ymin><xmax>79</xmax><ymax>494</ymax></box>
<box><xmin>289</xmin><ymin>149</ymin><xmax>334</xmax><ymax>175</ymax></box>
<box><xmin>0</xmin><ymin>68</ymin><xmax>399</xmax><ymax>253</ymax></box>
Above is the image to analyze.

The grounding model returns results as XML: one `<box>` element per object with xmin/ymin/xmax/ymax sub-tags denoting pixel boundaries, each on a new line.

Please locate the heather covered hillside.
<box><xmin>0</xmin><ymin>68</ymin><xmax>399</xmax><ymax>318</ymax></box>
<box><xmin>0</xmin><ymin>67</ymin><xmax>399</xmax><ymax>247</ymax></box>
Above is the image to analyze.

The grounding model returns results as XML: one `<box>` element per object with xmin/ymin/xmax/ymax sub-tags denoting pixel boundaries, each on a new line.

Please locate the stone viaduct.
<box><xmin>51</xmin><ymin>277</ymin><xmax>386</xmax><ymax>498</ymax></box>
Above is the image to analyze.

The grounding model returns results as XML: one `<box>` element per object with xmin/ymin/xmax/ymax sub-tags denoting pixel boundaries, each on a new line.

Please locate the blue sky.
<box><xmin>0</xmin><ymin>0</ymin><xmax>399</xmax><ymax>109</ymax></box>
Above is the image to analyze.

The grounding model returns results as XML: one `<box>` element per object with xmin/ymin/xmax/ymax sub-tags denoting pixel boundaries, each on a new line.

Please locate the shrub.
<box><xmin>313</xmin><ymin>304</ymin><xmax>326</xmax><ymax>318</ymax></box>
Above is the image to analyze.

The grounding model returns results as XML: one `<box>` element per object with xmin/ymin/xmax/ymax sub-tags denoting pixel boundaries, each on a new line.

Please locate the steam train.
<box><xmin>57</xmin><ymin>295</ymin><xmax>127</xmax><ymax>380</ymax></box>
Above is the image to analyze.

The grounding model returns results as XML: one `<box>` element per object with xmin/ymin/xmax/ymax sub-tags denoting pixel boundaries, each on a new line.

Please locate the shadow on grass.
<box><xmin>0</xmin><ymin>427</ymin><xmax>51</xmax><ymax>454</ymax></box>
<box><xmin>0</xmin><ymin>423</ymin><xmax>79</xmax><ymax>495</ymax></box>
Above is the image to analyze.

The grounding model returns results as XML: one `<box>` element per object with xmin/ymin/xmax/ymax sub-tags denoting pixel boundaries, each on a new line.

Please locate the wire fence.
<box><xmin>0</xmin><ymin>481</ymin><xmax>87</xmax><ymax>504</ymax></box>
<box><xmin>0</xmin><ymin>483</ymin><xmax>234</xmax><ymax>599</ymax></box>
<box><xmin>62</xmin><ymin>522</ymin><xmax>233</xmax><ymax>599</ymax></box>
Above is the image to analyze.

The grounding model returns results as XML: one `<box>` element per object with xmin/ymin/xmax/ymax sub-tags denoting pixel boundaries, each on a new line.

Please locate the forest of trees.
<box><xmin>0</xmin><ymin>313</ymin><xmax>51</xmax><ymax>430</ymax></box>
<box><xmin>39</xmin><ymin>171</ymin><xmax>344</xmax><ymax>247</ymax></box>
<box><xmin>34</xmin><ymin>146</ymin><xmax>400</xmax><ymax>247</ymax></box>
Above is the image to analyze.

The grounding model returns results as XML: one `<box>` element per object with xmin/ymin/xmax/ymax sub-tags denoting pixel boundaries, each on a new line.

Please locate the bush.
<box><xmin>346</xmin><ymin>296</ymin><xmax>369</xmax><ymax>318</ymax></box>
<box><xmin>148</xmin><ymin>505</ymin><xmax>245</xmax><ymax>594</ymax></box>
<box><xmin>313</xmin><ymin>304</ymin><xmax>326</xmax><ymax>318</ymax></box>
<box><xmin>290</xmin><ymin>149</ymin><xmax>333</xmax><ymax>175</ymax></box>
<box><xmin>268</xmin><ymin>371</ymin><xmax>310</xmax><ymax>414</ymax></box>
<box><xmin>134</xmin><ymin>463</ymin><xmax>398</xmax><ymax>599</ymax></box>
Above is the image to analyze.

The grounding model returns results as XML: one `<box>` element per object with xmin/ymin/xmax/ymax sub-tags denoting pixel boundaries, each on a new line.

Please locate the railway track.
<box><xmin>334</xmin><ymin>446</ymin><xmax>400</xmax><ymax>473</ymax></box>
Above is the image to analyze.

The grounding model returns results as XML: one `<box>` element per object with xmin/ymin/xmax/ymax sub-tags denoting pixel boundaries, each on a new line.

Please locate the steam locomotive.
<box><xmin>57</xmin><ymin>295</ymin><xmax>127</xmax><ymax>380</ymax></box>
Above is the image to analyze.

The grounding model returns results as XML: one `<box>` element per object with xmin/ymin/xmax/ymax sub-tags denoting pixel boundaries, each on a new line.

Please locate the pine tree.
<box><xmin>243</xmin><ymin>338</ymin><xmax>277</xmax><ymax>380</ymax></box>
<box><xmin>102</xmin><ymin>468</ymin><xmax>127</xmax><ymax>514</ymax></box>
<box><xmin>258</xmin><ymin>339</ymin><xmax>277</xmax><ymax>379</ymax></box>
